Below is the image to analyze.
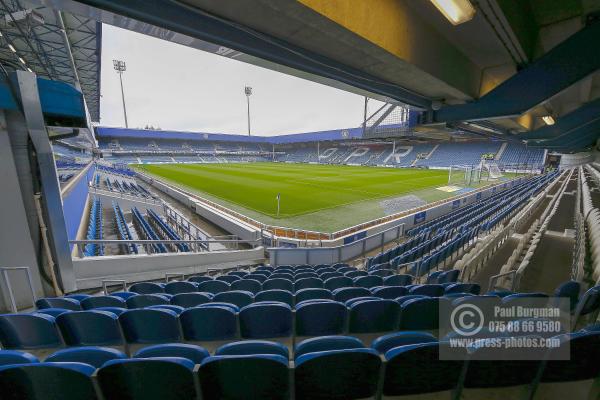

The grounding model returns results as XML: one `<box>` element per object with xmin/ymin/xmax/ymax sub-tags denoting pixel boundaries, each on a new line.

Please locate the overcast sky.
<box><xmin>100</xmin><ymin>24</ymin><xmax>383</xmax><ymax>136</ymax></box>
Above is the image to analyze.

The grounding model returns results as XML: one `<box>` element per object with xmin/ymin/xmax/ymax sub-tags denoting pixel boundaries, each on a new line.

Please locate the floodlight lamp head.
<box><xmin>245</xmin><ymin>86</ymin><xmax>252</xmax><ymax>96</ymax></box>
<box><xmin>113</xmin><ymin>59</ymin><xmax>126</xmax><ymax>72</ymax></box>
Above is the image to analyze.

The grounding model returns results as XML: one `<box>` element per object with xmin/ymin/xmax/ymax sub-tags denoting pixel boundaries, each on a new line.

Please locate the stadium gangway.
<box><xmin>69</xmin><ymin>238</ymin><xmax>262</xmax><ymax>258</ymax></box>
<box><xmin>88</xmin><ymin>186</ymin><xmax>163</xmax><ymax>206</ymax></box>
<box><xmin>146</xmin><ymin>208</ymin><xmax>190</xmax><ymax>252</ymax></box>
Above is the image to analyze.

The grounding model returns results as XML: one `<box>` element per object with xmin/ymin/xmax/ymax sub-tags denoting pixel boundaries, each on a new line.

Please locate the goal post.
<box><xmin>447</xmin><ymin>165</ymin><xmax>482</xmax><ymax>186</ymax></box>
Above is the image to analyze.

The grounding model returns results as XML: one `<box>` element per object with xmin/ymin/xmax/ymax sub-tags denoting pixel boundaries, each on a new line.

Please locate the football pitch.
<box><xmin>136</xmin><ymin>163</ymin><xmax>466</xmax><ymax>232</ymax></box>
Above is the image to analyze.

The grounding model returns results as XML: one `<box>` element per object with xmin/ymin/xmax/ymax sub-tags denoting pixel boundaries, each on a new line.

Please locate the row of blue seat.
<box><xmin>146</xmin><ymin>208</ymin><xmax>189</xmax><ymax>252</ymax></box>
<box><xmin>0</xmin><ymin>329</ymin><xmax>598</xmax><ymax>400</ymax></box>
<box><xmin>112</xmin><ymin>201</ymin><xmax>137</xmax><ymax>254</ymax></box>
<box><xmin>131</xmin><ymin>206</ymin><xmax>167</xmax><ymax>253</ymax></box>
<box><xmin>83</xmin><ymin>197</ymin><xmax>103</xmax><ymax>257</ymax></box>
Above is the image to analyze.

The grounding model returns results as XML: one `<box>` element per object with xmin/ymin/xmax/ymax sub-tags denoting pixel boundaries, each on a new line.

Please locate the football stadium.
<box><xmin>1</xmin><ymin>1</ymin><xmax>600</xmax><ymax>399</ymax></box>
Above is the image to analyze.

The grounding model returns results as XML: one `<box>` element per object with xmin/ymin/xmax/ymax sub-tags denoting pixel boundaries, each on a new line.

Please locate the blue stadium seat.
<box><xmin>0</xmin><ymin>314</ymin><xmax>61</xmax><ymax>350</ymax></box>
<box><xmin>197</xmin><ymin>280</ymin><xmax>231</xmax><ymax>294</ymax></box>
<box><xmin>369</xmin><ymin>268</ymin><xmax>394</xmax><ymax>277</ymax></box>
<box><xmin>371</xmin><ymin>286</ymin><xmax>408</xmax><ymax>299</ymax></box>
<box><xmin>135</xmin><ymin>343</ymin><xmax>210</xmax><ymax>364</ymax></box>
<box><xmin>533</xmin><ymin>332</ymin><xmax>600</xmax><ymax>400</ymax></box>
<box><xmin>0</xmin><ymin>362</ymin><xmax>96</xmax><ymax>400</ymax></box>
<box><xmin>164</xmin><ymin>281</ymin><xmax>198</xmax><ymax>295</ymax></box>
<box><xmin>348</xmin><ymin>299</ymin><xmax>401</xmax><ymax>333</ymax></box>
<box><xmin>239</xmin><ymin>302</ymin><xmax>292</xmax><ymax>339</ymax></box>
<box><xmin>0</xmin><ymin>350</ymin><xmax>38</xmax><ymax>366</ymax></box>
<box><xmin>395</xmin><ymin>294</ymin><xmax>429</xmax><ymax>306</ymax></box>
<box><xmin>553</xmin><ymin>280</ymin><xmax>581</xmax><ymax>311</ymax></box>
<box><xmin>80</xmin><ymin>295</ymin><xmax>125</xmax><ymax>310</ymax></box>
<box><xmin>119</xmin><ymin>309</ymin><xmax>181</xmax><ymax>344</ymax></box>
<box><xmin>295</xmin><ymin>288</ymin><xmax>332</xmax><ymax>303</ymax></box>
<box><xmin>332</xmin><ymin>287</ymin><xmax>372</xmax><ymax>302</ymax></box>
<box><xmin>573</xmin><ymin>286</ymin><xmax>600</xmax><ymax>328</ymax></box>
<box><xmin>98</xmin><ymin>358</ymin><xmax>196</xmax><ymax>400</ymax></box>
<box><xmin>344</xmin><ymin>296</ymin><xmax>382</xmax><ymax>307</ymax></box>
<box><xmin>319</xmin><ymin>272</ymin><xmax>342</xmax><ymax>281</ymax></box>
<box><xmin>110</xmin><ymin>291</ymin><xmax>137</xmax><ymax>300</ymax></box>
<box><xmin>384</xmin><ymin>274</ymin><xmax>413</xmax><ymax>286</ymax></box>
<box><xmin>46</xmin><ymin>346</ymin><xmax>127</xmax><ymax>368</ymax></box>
<box><xmin>294</xmin><ymin>277</ymin><xmax>323</xmax><ymax>291</ymax></box>
<box><xmin>371</xmin><ymin>331</ymin><xmax>437</xmax><ymax>354</ymax></box>
<box><xmin>35</xmin><ymin>308</ymin><xmax>72</xmax><ymax>318</ymax></box>
<box><xmin>295</xmin><ymin>272</ymin><xmax>319</xmax><ymax>280</ymax></box>
<box><xmin>295</xmin><ymin>300</ymin><xmax>347</xmax><ymax>337</ymax></box>
<box><xmin>35</xmin><ymin>298</ymin><xmax>81</xmax><ymax>311</ymax></box>
<box><xmin>295</xmin><ymin>349</ymin><xmax>381</xmax><ymax>400</ymax></box>
<box><xmin>383</xmin><ymin>343</ymin><xmax>465</xmax><ymax>397</ymax></box>
<box><xmin>129</xmin><ymin>282</ymin><xmax>165</xmax><ymax>294</ymax></box>
<box><xmin>170</xmin><ymin>292</ymin><xmax>212</xmax><ymax>308</ymax></box>
<box><xmin>216</xmin><ymin>275</ymin><xmax>240</xmax><ymax>284</ymax></box>
<box><xmin>461</xmin><ymin>338</ymin><xmax>545</xmax><ymax>398</ymax></box>
<box><xmin>254</xmin><ymin>289</ymin><xmax>294</xmax><ymax>307</ymax></box>
<box><xmin>437</xmin><ymin>269</ymin><xmax>460</xmax><ymax>283</ymax></box>
<box><xmin>146</xmin><ymin>304</ymin><xmax>185</xmax><ymax>315</ymax></box>
<box><xmin>399</xmin><ymin>297</ymin><xmax>446</xmax><ymax>330</ymax></box>
<box><xmin>501</xmin><ymin>292</ymin><xmax>549</xmax><ymax>307</ymax></box>
<box><xmin>199</xmin><ymin>354</ymin><xmax>289</xmax><ymax>400</ymax></box>
<box><xmin>294</xmin><ymin>336</ymin><xmax>365</xmax><ymax>358</ymax></box>
<box><xmin>425</xmin><ymin>271</ymin><xmax>444</xmax><ymax>284</ymax></box>
<box><xmin>323</xmin><ymin>276</ymin><xmax>353</xmax><ymax>291</ymax></box>
<box><xmin>126</xmin><ymin>294</ymin><xmax>170</xmax><ymax>309</ymax></box>
<box><xmin>228</xmin><ymin>271</ymin><xmax>249</xmax><ymax>278</ymax></box>
<box><xmin>409</xmin><ymin>284</ymin><xmax>445</xmax><ymax>297</ymax></box>
<box><xmin>262</xmin><ymin>278</ymin><xmax>294</xmax><ymax>292</ymax></box>
<box><xmin>231</xmin><ymin>279</ymin><xmax>262</xmax><ymax>294</ymax></box>
<box><xmin>179</xmin><ymin>305</ymin><xmax>237</xmax><ymax>341</ymax></box>
<box><xmin>445</xmin><ymin>283</ymin><xmax>481</xmax><ymax>295</ymax></box>
<box><xmin>94</xmin><ymin>307</ymin><xmax>127</xmax><ymax>316</ymax></box>
<box><xmin>353</xmin><ymin>275</ymin><xmax>384</xmax><ymax>288</ymax></box>
<box><xmin>56</xmin><ymin>310</ymin><xmax>123</xmax><ymax>346</ymax></box>
<box><xmin>215</xmin><ymin>340</ymin><xmax>289</xmax><ymax>358</ymax></box>
<box><xmin>64</xmin><ymin>294</ymin><xmax>91</xmax><ymax>302</ymax></box>
<box><xmin>187</xmin><ymin>276</ymin><xmax>213</xmax><ymax>285</ymax></box>
<box><xmin>213</xmin><ymin>290</ymin><xmax>254</xmax><ymax>308</ymax></box>
<box><xmin>245</xmin><ymin>274</ymin><xmax>268</xmax><ymax>283</ymax></box>
<box><xmin>270</xmin><ymin>273</ymin><xmax>294</xmax><ymax>281</ymax></box>
<box><xmin>345</xmin><ymin>270</ymin><xmax>368</xmax><ymax>279</ymax></box>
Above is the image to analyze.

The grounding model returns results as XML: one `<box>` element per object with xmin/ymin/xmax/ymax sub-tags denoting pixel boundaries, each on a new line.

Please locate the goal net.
<box><xmin>447</xmin><ymin>165</ymin><xmax>482</xmax><ymax>187</ymax></box>
<box><xmin>481</xmin><ymin>161</ymin><xmax>503</xmax><ymax>180</ymax></box>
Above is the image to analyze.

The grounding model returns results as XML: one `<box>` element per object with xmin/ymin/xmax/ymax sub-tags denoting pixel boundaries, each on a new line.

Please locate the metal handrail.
<box><xmin>488</xmin><ymin>270</ymin><xmax>517</xmax><ymax>292</ymax></box>
<box><xmin>102</xmin><ymin>279</ymin><xmax>127</xmax><ymax>295</ymax></box>
<box><xmin>0</xmin><ymin>267</ymin><xmax>37</xmax><ymax>312</ymax></box>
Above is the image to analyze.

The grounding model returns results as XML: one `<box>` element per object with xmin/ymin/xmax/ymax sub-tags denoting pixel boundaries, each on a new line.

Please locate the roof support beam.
<box><xmin>428</xmin><ymin>20</ymin><xmax>600</xmax><ymax>123</ymax></box>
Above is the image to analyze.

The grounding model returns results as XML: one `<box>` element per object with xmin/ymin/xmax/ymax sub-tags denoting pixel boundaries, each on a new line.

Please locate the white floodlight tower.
<box><xmin>113</xmin><ymin>59</ymin><xmax>129</xmax><ymax>128</ymax></box>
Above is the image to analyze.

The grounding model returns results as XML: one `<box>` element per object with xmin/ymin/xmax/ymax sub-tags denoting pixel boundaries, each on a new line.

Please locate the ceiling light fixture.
<box><xmin>542</xmin><ymin>116</ymin><xmax>555</xmax><ymax>125</ymax></box>
<box><xmin>430</xmin><ymin>0</ymin><xmax>476</xmax><ymax>25</ymax></box>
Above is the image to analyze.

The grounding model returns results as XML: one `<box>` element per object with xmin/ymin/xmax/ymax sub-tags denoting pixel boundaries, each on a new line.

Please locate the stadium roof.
<box><xmin>96</xmin><ymin>126</ymin><xmax>369</xmax><ymax>144</ymax></box>
<box><xmin>0</xmin><ymin>1</ymin><xmax>101</xmax><ymax>121</ymax></box>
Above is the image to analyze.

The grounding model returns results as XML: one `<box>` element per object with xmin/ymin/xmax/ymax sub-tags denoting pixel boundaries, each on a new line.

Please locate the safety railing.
<box><xmin>0</xmin><ymin>267</ymin><xmax>37</xmax><ymax>313</ymax></box>
<box><xmin>488</xmin><ymin>270</ymin><xmax>518</xmax><ymax>292</ymax></box>
<box><xmin>70</xmin><ymin>238</ymin><xmax>262</xmax><ymax>258</ymax></box>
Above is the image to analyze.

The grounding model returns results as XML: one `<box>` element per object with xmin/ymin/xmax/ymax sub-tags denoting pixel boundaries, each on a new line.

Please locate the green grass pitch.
<box><xmin>137</xmin><ymin>162</ymin><xmax>449</xmax><ymax>223</ymax></box>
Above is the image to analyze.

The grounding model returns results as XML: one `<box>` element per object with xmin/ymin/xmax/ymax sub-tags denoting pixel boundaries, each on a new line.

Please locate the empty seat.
<box><xmin>35</xmin><ymin>298</ymin><xmax>81</xmax><ymax>311</ymax></box>
<box><xmin>323</xmin><ymin>276</ymin><xmax>353</xmax><ymax>291</ymax></box>
<box><xmin>255</xmin><ymin>289</ymin><xmax>294</xmax><ymax>307</ymax></box>
<box><xmin>245</xmin><ymin>274</ymin><xmax>268</xmax><ymax>283</ymax></box>
<box><xmin>0</xmin><ymin>362</ymin><xmax>96</xmax><ymax>400</ymax></box>
<box><xmin>95</xmin><ymin>307</ymin><xmax>127</xmax><ymax>316</ymax></box>
<box><xmin>179</xmin><ymin>305</ymin><xmax>237</xmax><ymax>341</ymax></box>
<box><xmin>164</xmin><ymin>281</ymin><xmax>198</xmax><ymax>295</ymax></box>
<box><xmin>126</xmin><ymin>294</ymin><xmax>170</xmax><ymax>309</ymax></box>
<box><xmin>371</xmin><ymin>331</ymin><xmax>438</xmax><ymax>354</ymax></box>
<box><xmin>295</xmin><ymin>277</ymin><xmax>323</xmax><ymax>291</ymax></box>
<box><xmin>98</xmin><ymin>358</ymin><xmax>196</xmax><ymax>400</ymax></box>
<box><xmin>56</xmin><ymin>310</ymin><xmax>123</xmax><ymax>346</ymax></box>
<box><xmin>0</xmin><ymin>314</ymin><xmax>61</xmax><ymax>350</ymax></box>
<box><xmin>295</xmin><ymin>336</ymin><xmax>365</xmax><ymax>358</ymax></box>
<box><xmin>213</xmin><ymin>290</ymin><xmax>254</xmax><ymax>308</ymax></box>
<box><xmin>295</xmin><ymin>272</ymin><xmax>319</xmax><ymax>280</ymax></box>
<box><xmin>239</xmin><ymin>302</ymin><xmax>292</xmax><ymax>339</ymax></box>
<box><xmin>353</xmin><ymin>275</ymin><xmax>384</xmax><ymax>289</ymax></box>
<box><xmin>187</xmin><ymin>276</ymin><xmax>213</xmax><ymax>285</ymax></box>
<box><xmin>295</xmin><ymin>288</ymin><xmax>332</xmax><ymax>303</ymax></box>
<box><xmin>46</xmin><ymin>346</ymin><xmax>127</xmax><ymax>368</ymax></box>
<box><xmin>371</xmin><ymin>286</ymin><xmax>408</xmax><ymax>299</ymax></box>
<box><xmin>319</xmin><ymin>272</ymin><xmax>342</xmax><ymax>281</ymax></box>
<box><xmin>369</xmin><ymin>269</ymin><xmax>394</xmax><ymax>277</ymax></box>
<box><xmin>231</xmin><ymin>279</ymin><xmax>262</xmax><ymax>294</ymax></box>
<box><xmin>35</xmin><ymin>308</ymin><xmax>72</xmax><ymax>318</ymax></box>
<box><xmin>129</xmin><ymin>282</ymin><xmax>165</xmax><ymax>294</ymax></box>
<box><xmin>119</xmin><ymin>309</ymin><xmax>181</xmax><ymax>344</ymax></box>
<box><xmin>295</xmin><ymin>300</ymin><xmax>347</xmax><ymax>337</ymax></box>
<box><xmin>0</xmin><ymin>350</ymin><xmax>38</xmax><ymax>366</ymax></box>
<box><xmin>135</xmin><ymin>343</ymin><xmax>210</xmax><ymax>364</ymax></box>
<box><xmin>437</xmin><ymin>269</ymin><xmax>460</xmax><ymax>283</ymax></box>
<box><xmin>409</xmin><ymin>284</ymin><xmax>445</xmax><ymax>297</ymax></box>
<box><xmin>349</xmin><ymin>299</ymin><xmax>401</xmax><ymax>334</ymax></box>
<box><xmin>262</xmin><ymin>278</ymin><xmax>294</xmax><ymax>292</ymax></box>
<box><xmin>215</xmin><ymin>340</ymin><xmax>289</xmax><ymax>358</ymax></box>
<box><xmin>199</xmin><ymin>355</ymin><xmax>289</xmax><ymax>400</ymax></box>
<box><xmin>170</xmin><ymin>292</ymin><xmax>212</xmax><ymax>308</ymax></box>
<box><xmin>332</xmin><ymin>287</ymin><xmax>372</xmax><ymax>303</ymax></box>
<box><xmin>146</xmin><ymin>304</ymin><xmax>185</xmax><ymax>314</ymax></box>
<box><xmin>64</xmin><ymin>294</ymin><xmax>91</xmax><ymax>302</ymax></box>
<box><xmin>345</xmin><ymin>296</ymin><xmax>383</xmax><ymax>308</ymax></box>
<box><xmin>399</xmin><ymin>298</ymin><xmax>446</xmax><ymax>331</ymax></box>
<box><xmin>384</xmin><ymin>274</ymin><xmax>413</xmax><ymax>286</ymax></box>
<box><xmin>553</xmin><ymin>280</ymin><xmax>581</xmax><ymax>311</ymax></box>
<box><xmin>110</xmin><ymin>291</ymin><xmax>137</xmax><ymax>300</ymax></box>
<box><xmin>216</xmin><ymin>275</ymin><xmax>241</xmax><ymax>284</ymax></box>
<box><xmin>345</xmin><ymin>270</ymin><xmax>368</xmax><ymax>278</ymax></box>
<box><xmin>80</xmin><ymin>295</ymin><xmax>125</xmax><ymax>310</ymax></box>
<box><xmin>295</xmin><ymin>349</ymin><xmax>381</xmax><ymax>400</ymax></box>
<box><xmin>197</xmin><ymin>280</ymin><xmax>231</xmax><ymax>294</ymax></box>
<box><xmin>383</xmin><ymin>342</ymin><xmax>465</xmax><ymax>397</ymax></box>
<box><xmin>445</xmin><ymin>283</ymin><xmax>481</xmax><ymax>295</ymax></box>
